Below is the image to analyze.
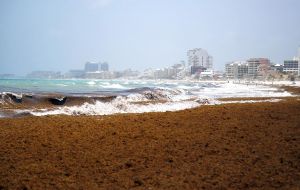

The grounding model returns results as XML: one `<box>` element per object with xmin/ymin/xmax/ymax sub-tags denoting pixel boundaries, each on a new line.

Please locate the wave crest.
<box><xmin>30</xmin><ymin>96</ymin><xmax>202</xmax><ymax>116</ymax></box>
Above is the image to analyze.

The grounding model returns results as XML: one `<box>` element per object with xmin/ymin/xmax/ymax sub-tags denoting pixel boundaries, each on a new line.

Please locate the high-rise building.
<box><xmin>225</xmin><ymin>61</ymin><xmax>248</xmax><ymax>79</ymax></box>
<box><xmin>283</xmin><ymin>60</ymin><xmax>298</xmax><ymax>75</ymax></box>
<box><xmin>187</xmin><ymin>48</ymin><xmax>213</xmax><ymax>69</ymax></box>
<box><xmin>225</xmin><ymin>58</ymin><xmax>271</xmax><ymax>79</ymax></box>
<box><xmin>247</xmin><ymin>58</ymin><xmax>270</xmax><ymax>78</ymax></box>
<box><xmin>100</xmin><ymin>62</ymin><xmax>109</xmax><ymax>71</ymax></box>
<box><xmin>85</xmin><ymin>62</ymin><xmax>99</xmax><ymax>72</ymax></box>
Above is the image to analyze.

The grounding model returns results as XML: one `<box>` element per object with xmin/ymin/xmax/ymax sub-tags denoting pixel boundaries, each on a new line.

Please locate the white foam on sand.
<box><xmin>197</xmin><ymin>83</ymin><xmax>293</xmax><ymax>98</ymax></box>
<box><xmin>260</xmin><ymin>81</ymin><xmax>300</xmax><ymax>87</ymax></box>
<box><xmin>218</xmin><ymin>98</ymin><xmax>282</xmax><ymax>104</ymax></box>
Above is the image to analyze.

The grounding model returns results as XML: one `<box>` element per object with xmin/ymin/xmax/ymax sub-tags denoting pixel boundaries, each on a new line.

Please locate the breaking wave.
<box><xmin>0</xmin><ymin>82</ymin><xmax>294</xmax><ymax>117</ymax></box>
<box><xmin>30</xmin><ymin>97</ymin><xmax>202</xmax><ymax>116</ymax></box>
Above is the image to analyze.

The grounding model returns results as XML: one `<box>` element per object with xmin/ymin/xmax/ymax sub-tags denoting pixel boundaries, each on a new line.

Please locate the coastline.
<box><xmin>0</xmin><ymin>85</ymin><xmax>299</xmax><ymax>189</ymax></box>
<box><xmin>0</xmin><ymin>81</ymin><xmax>297</xmax><ymax>118</ymax></box>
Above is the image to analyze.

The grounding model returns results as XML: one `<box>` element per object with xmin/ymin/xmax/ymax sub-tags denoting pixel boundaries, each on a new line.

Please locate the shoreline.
<box><xmin>0</xmin><ymin>98</ymin><xmax>300</xmax><ymax>189</ymax></box>
<box><xmin>1</xmin><ymin>83</ymin><xmax>299</xmax><ymax>118</ymax></box>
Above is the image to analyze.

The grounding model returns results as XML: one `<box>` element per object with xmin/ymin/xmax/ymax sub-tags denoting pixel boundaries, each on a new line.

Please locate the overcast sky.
<box><xmin>0</xmin><ymin>0</ymin><xmax>300</xmax><ymax>75</ymax></box>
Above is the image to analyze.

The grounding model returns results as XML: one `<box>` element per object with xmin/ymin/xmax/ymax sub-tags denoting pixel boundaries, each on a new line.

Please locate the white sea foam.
<box><xmin>3</xmin><ymin>81</ymin><xmax>295</xmax><ymax>117</ymax></box>
<box><xmin>0</xmin><ymin>92</ymin><xmax>22</xmax><ymax>104</ymax></box>
<box><xmin>176</xmin><ymin>85</ymin><xmax>197</xmax><ymax>90</ymax></box>
<box><xmin>56</xmin><ymin>84</ymin><xmax>68</xmax><ymax>87</ymax></box>
<box><xmin>99</xmin><ymin>83</ymin><xmax>127</xmax><ymax>89</ymax></box>
<box><xmin>100</xmin><ymin>82</ymin><xmax>110</xmax><ymax>85</ymax></box>
<box><xmin>195</xmin><ymin>83</ymin><xmax>293</xmax><ymax>98</ymax></box>
<box><xmin>157</xmin><ymin>88</ymin><xmax>196</xmax><ymax>101</ymax></box>
<box><xmin>30</xmin><ymin>96</ymin><xmax>281</xmax><ymax>117</ymax></box>
<box><xmin>218</xmin><ymin>99</ymin><xmax>282</xmax><ymax>104</ymax></box>
<box><xmin>87</xmin><ymin>81</ymin><xmax>96</xmax><ymax>85</ymax></box>
<box><xmin>30</xmin><ymin>97</ymin><xmax>201</xmax><ymax>116</ymax></box>
<box><xmin>2</xmin><ymin>92</ymin><xmax>23</xmax><ymax>99</ymax></box>
<box><xmin>243</xmin><ymin>80</ymin><xmax>300</xmax><ymax>87</ymax></box>
<box><xmin>126</xmin><ymin>94</ymin><xmax>148</xmax><ymax>102</ymax></box>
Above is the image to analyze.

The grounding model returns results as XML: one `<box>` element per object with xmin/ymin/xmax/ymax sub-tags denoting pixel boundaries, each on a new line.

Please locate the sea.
<box><xmin>0</xmin><ymin>78</ymin><xmax>292</xmax><ymax>117</ymax></box>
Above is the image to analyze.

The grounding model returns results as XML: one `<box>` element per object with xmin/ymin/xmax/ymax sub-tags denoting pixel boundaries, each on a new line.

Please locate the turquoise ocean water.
<box><xmin>0</xmin><ymin>78</ymin><xmax>207</xmax><ymax>95</ymax></box>
<box><xmin>0</xmin><ymin>78</ymin><xmax>293</xmax><ymax>117</ymax></box>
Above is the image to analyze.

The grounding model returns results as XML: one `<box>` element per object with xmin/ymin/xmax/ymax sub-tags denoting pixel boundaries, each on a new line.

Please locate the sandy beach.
<box><xmin>0</xmin><ymin>92</ymin><xmax>300</xmax><ymax>189</ymax></box>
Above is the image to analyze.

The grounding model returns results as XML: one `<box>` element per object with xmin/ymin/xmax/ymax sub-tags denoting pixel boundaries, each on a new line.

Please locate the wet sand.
<box><xmin>0</xmin><ymin>98</ymin><xmax>300</xmax><ymax>189</ymax></box>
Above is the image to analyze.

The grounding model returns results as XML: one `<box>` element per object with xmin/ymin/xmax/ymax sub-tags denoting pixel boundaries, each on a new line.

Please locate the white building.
<box><xmin>85</xmin><ymin>61</ymin><xmax>109</xmax><ymax>72</ymax></box>
<box><xmin>187</xmin><ymin>48</ymin><xmax>213</xmax><ymax>69</ymax></box>
<box><xmin>283</xmin><ymin>47</ymin><xmax>300</xmax><ymax>76</ymax></box>
<box><xmin>247</xmin><ymin>58</ymin><xmax>271</xmax><ymax>78</ymax></box>
<box><xmin>142</xmin><ymin>68</ymin><xmax>155</xmax><ymax>79</ymax></box>
<box><xmin>225</xmin><ymin>61</ymin><xmax>248</xmax><ymax>79</ymax></box>
<box><xmin>283</xmin><ymin>59</ymin><xmax>298</xmax><ymax>75</ymax></box>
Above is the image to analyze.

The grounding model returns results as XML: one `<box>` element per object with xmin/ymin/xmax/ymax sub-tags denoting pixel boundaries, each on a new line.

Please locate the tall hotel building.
<box><xmin>283</xmin><ymin>47</ymin><xmax>300</xmax><ymax>76</ymax></box>
<box><xmin>187</xmin><ymin>48</ymin><xmax>213</xmax><ymax>69</ymax></box>
<box><xmin>84</xmin><ymin>62</ymin><xmax>99</xmax><ymax>72</ymax></box>
<box><xmin>247</xmin><ymin>58</ymin><xmax>270</xmax><ymax>78</ymax></box>
<box><xmin>225</xmin><ymin>58</ymin><xmax>270</xmax><ymax>79</ymax></box>
<box><xmin>225</xmin><ymin>61</ymin><xmax>248</xmax><ymax>79</ymax></box>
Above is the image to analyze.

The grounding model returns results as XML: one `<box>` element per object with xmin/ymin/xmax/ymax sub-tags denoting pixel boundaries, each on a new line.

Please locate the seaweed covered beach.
<box><xmin>0</xmin><ymin>95</ymin><xmax>299</xmax><ymax>189</ymax></box>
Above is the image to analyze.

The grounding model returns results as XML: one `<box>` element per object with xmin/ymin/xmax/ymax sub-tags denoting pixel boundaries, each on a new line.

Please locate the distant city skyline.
<box><xmin>0</xmin><ymin>0</ymin><xmax>300</xmax><ymax>75</ymax></box>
